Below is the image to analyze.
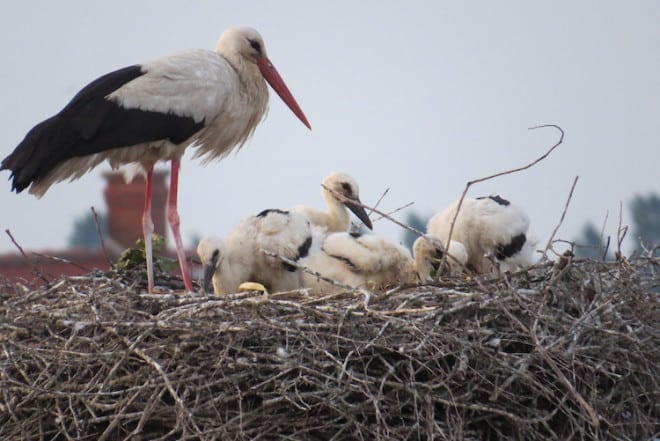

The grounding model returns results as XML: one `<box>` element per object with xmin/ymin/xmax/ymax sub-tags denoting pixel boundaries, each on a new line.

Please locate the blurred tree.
<box><xmin>402</xmin><ymin>211</ymin><xmax>430</xmax><ymax>250</ymax></box>
<box><xmin>573</xmin><ymin>221</ymin><xmax>610</xmax><ymax>260</ymax></box>
<box><xmin>574</xmin><ymin>192</ymin><xmax>659</xmax><ymax>259</ymax></box>
<box><xmin>68</xmin><ymin>210</ymin><xmax>108</xmax><ymax>249</ymax></box>
<box><xmin>629</xmin><ymin>193</ymin><xmax>660</xmax><ymax>254</ymax></box>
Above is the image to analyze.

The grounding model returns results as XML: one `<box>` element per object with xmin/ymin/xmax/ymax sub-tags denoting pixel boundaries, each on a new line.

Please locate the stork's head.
<box><xmin>217</xmin><ymin>27</ymin><xmax>268</xmax><ymax>63</ymax></box>
<box><xmin>197</xmin><ymin>236</ymin><xmax>226</xmax><ymax>293</ymax></box>
<box><xmin>412</xmin><ymin>237</ymin><xmax>444</xmax><ymax>281</ymax></box>
<box><xmin>322</xmin><ymin>172</ymin><xmax>373</xmax><ymax>230</ymax></box>
<box><xmin>413</xmin><ymin>236</ymin><xmax>468</xmax><ymax>280</ymax></box>
<box><xmin>216</xmin><ymin>26</ymin><xmax>311</xmax><ymax>129</ymax></box>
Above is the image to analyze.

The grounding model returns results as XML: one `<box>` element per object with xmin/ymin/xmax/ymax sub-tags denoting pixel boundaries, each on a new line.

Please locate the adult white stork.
<box><xmin>426</xmin><ymin>195</ymin><xmax>536</xmax><ymax>274</ymax></box>
<box><xmin>1</xmin><ymin>26</ymin><xmax>310</xmax><ymax>293</ymax></box>
<box><xmin>197</xmin><ymin>208</ymin><xmax>316</xmax><ymax>294</ymax></box>
<box><xmin>291</xmin><ymin>172</ymin><xmax>373</xmax><ymax>232</ymax></box>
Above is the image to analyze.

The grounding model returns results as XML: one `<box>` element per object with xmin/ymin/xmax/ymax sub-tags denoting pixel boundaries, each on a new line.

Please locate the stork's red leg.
<box><xmin>142</xmin><ymin>166</ymin><xmax>155</xmax><ymax>293</ymax></box>
<box><xmin>168</xmin><ymin>159</ymin><xmax>193</xmax><ymax>292</ymax></box>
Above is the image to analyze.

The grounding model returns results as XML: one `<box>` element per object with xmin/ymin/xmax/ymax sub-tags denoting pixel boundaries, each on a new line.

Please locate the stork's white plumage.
<box><xmin>412</xmin><ymin>236</ymin><xmax>468</xmax><ymax>281</ymax></box>
<box><xmin>427</xmin><ymin>195</ymin><xmax>535</xmax><ymax>274</ymax></box>
<box><xmin>197</xmin><ymin>236</ymin><xmax>251</xmax><ymax>296</ymax></box>
<box><xmin>299</xmin><ymin>231</ymin><xmax>414</xmax><ymax>294</ymax></box>
<box><xmin>198</xmin><ymin>209</ymin><xmax>315</xmax><ymax>294</ymax></box>
<box><xmin>1</xmin><ymin>26</ymin><xmax>310</xmax><ymax>293</ymax></box>
<box><xmin>291</xmin><ymin>172</ymin><xmax>373</xmax><ymax>232</ymax></box>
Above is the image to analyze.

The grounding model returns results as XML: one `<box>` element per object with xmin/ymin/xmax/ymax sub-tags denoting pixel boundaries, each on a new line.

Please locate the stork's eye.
<box><xmin>212</xmin><ymin>249</ymin><xmax>220</xmax><ymax>259</ymax></box>
<box><xmin>248</xmin><ymin>39</ymin><xmax>262</xmax><ymax>53</ymax></box>
<box><xmin>340</xmin><ymin>182</ymin><xmax>353</xmax><ymax>196</ymax></box>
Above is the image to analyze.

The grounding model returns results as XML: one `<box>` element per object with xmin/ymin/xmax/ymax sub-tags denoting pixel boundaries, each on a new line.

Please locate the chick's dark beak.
<box><xmin>344</xmin><ymin>199</ymin><xmax>373</xmax><ymax>230</ymax></box>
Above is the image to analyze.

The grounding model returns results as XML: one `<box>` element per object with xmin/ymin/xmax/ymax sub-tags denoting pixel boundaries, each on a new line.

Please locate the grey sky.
<box><xmin>1</xmin><ymin>1</ymin><xmax>658</xmax><ymax>256</ymax></box>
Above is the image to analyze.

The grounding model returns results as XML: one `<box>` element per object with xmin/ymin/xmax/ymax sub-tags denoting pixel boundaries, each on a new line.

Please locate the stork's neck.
<box><xmin>322</xmin><ymin>189</ymin><xmax>350</xmax><ymax>232</ymax></box>
<box><xmin>220</xmin><ymin>53</ymin><xmax>269</xmax><ymax>106</ymax></box>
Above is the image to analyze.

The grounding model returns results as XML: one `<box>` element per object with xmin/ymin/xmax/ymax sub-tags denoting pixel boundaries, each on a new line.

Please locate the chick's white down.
<box><xmin>299</xmin><ymin>231</ymin><xmax>416</xmax><ymax>294</ymax></box>
<box><xmin>290</xmin><ymin>172</ymin><xmax>373</xmax><ymax>232</ymax></box>
<box><xmin>427</xmin><ymin>195</ymin><xmax>536</xmax><ymax>274</ymax></box>
<box><xmin>198</xmin><ymin>209</ymin><xmax>316</xmax><ymax>294</ymax></box>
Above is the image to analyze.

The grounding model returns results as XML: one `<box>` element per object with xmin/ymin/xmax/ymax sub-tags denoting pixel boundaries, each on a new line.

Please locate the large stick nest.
<box><xmin>1</xmin><ymin>256</ymin><xmax>658</xmax><ymax>440</ymax></box>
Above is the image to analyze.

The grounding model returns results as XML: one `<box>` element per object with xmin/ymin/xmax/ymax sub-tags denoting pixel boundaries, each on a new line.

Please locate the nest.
<box><xmin>1</xmin><ymin>256</ymin><xmax>658</xmax><ymax>440</ymax></box>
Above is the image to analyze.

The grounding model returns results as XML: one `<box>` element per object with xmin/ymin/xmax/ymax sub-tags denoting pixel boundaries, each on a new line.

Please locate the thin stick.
<box><xmin>602</xmin><ymin>236</ymin><xmax>611</xmax><ymax>261</ymax></box>
<box><xmin>321</xmin><ymin>186</ymin><xmax>453</xmax><ymax>264</ymax></box>
<box><xmin>321</xmin><ymin>185</ymin><xmax>424</xmax><ymax>237</ymax></box>
<box><xmin>31</xmin><ymin>253</ymin><xmax>92</xmax><ymax>272</ymax></box>
<box><xmin>442</xmin><ymin>124</ymin><xmax>565</xmax><ymax>269</ymax></box>
<box><xmin>91</xmin><ymin>206</ymin><xmax>112</xmax><ymax>265</ymax></box>
<box><xmin>262</xmin><ymin>249</ymin><xmax>378</xmax><ymax>310</ymax></box>
<box><xmin>370</xmin><ymin>188</ymin><xmax>389</xmax><ymax>216</ymax></box>
<box><xmin>108</xmin><ymin>328</ymin><xmax>202</xmax><ymax>435</ymax></box>
<box><xmin>499</xmin><ymin>303</ymin><xmax>600</xmax><ymax>427</ymax></box>
<box><xmin>324</xmin><ymin>124</ymin><xmax>564</xmax><ymax>269</ymax></box>
<box><xmin>616</xmin><ymin>201</ymin><xmax>629</xmax><ymax>260</ymax></box>
<box><xmin>597</xmin><ymin>210</ymin><xmax>611</xmax><ymax>260</ymax></box>
<box><xmin>371</xmin><ymin>201</ymin><xmax>415</xmax><ymax>223</ymax></box>
<box><xmin>260</xmin><ymin>249</ymin><xmax>360</xmax><ymax>294</ymax></box>
<box><xmin>5</xmin><ymin>229</ymin><xmax>50</xmax><ymax>284</ymax></box>
<box><xmin>541</xmin><ymin>176</ymin><xmax>579</xmax><ymax>261</ymax></box>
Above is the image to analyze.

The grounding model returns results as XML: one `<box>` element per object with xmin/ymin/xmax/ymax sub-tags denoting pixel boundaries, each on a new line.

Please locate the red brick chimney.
<box><xmin>103</xmin><ymin>171</ymin><xmax>169</xmax><ymax>249</ymax></box>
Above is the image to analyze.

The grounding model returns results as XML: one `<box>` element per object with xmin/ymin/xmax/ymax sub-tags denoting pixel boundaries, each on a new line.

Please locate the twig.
<box><xmin>595</xmin><ymin>210</ymin><xmax>613</xmax><ymax>260</ymax></box>
<box><xmin>260</xmin><ymin>249</ymin><xmax>361</xmax><ymax>294</ymax></box>
<box><xmin>372</xmin><ymin>201</ymin><xmax>415</xmax><ymax>223</ymax></box>
<box><xmin>528</xmin><ymin>319</ymin><xmax>600</xmax><ymax>427</ymax></box>
<box><xmin>602</xmin><ymin>236</ymin><xmax>611</xmax><ymax>261</ymax></box>
<box><xmin>91</xmin><ymin>206</ymin><xmax>112</xmax><ymax>265</ymax></box>
<box><xmin>321</xmin><ymin>185</ymin><xmax>429</xmax><ymax>242</ymax></box>
<box><xmin>259</xmin><ymin>249</ymin><xmax>380</xmax><ymax>311</ymax></box>
<box><xmin>499</xmin><ymin>304</ymin><xmax>600</xmax><ymax>427</ymax></box>
<box><xmin>107</xmin><ymin>327</ymin><xmax>202</xmax><ymax>436</ymax></box>
<box><xmin>541</xmin><ymin>176</ymin><xmax>579</xmax><ymax>261</ymax></box>
<box><xmin>31</xmin><ymin>252</ymin><xmax>92</xmax><ymax>272</ymax></box>
<box><xmin>370</xmin><ymin>188</ymin><xmax>389</xmax><ymax>216</ymax></box>
<box><xmin>4</xmin><ymin>229</ymin><xmax>50</xmax><ymax>284</ymax></box>
<box><xmin>320</xmin><ymin>186</ymin><xmax>460</xmax><ymax>269</ymax></box>
<box><xmin>616</xmin><ymin>201</ymin><xmax>629</xmax><ymax>260</ymax></box>
<box><xmin>443</xmin><ymin>124</ymin><xmax>565</xmax><ymax>270</ymax></box>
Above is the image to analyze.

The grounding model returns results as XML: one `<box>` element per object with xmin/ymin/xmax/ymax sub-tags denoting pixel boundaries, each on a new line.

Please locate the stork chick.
<box><xmin>299</xmin><ymin>231</ymin><xmax>414</xmax><ymax>294</ymax></box>
<box><xmin>291</xmin><ymin>172</ymin><xmax>373</xmax><ymax>232</ymax></box>
<box><xmin>197</xmin><ymin>236</ymin><xmax>251</xmax><ymax>295</ymax></box>
<box><xmin>198</xmin><ymin>209</ymin><xmax>315</xmax><ymax>294</ymax></box>
<box><xmin>427</xmin><ymin>195</ymin><xmax>535</xmax><ymax>274</ymax></box>
<box><xmin>412</xmin><ymin>236</ymin><xmax>468</xmax><ymax>281</ymax></box>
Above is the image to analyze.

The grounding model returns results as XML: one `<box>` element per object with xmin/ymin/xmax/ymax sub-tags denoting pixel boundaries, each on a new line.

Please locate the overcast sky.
<box><xmin>1</xmin><ymin>1</ymin><xmax>658</xmax><ymax>258</ymax></box>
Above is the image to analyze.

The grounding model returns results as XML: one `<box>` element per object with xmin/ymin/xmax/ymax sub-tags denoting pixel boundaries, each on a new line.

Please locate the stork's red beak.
<box><xmin>258</xmin><ymin>57</ymin><xmax>311</xmax><ymax>129</ymax></box>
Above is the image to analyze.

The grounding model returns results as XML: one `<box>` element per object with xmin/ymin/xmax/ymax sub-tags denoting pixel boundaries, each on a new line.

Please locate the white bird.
<box><xmin>1</xmin><ymin>26</ymin><xmax>310</xmax><ymax>293</ymax></box>
<box><xmin>197</xmin><ymin>235</ymin><xmax>250</xmax><ymax>295</ymax></box>
<box><xmin>198</xmin><ymin>209</ymin><xmax>315</xmax><ymax>294</ymax></box>
<box><xmin>412</xmin><ymin>236</ymin><xmax>468</xmax><ymax>281</ymax></box>
<box><xmin>299</xmin><ymin>231</ymin><xmax>414</xmax><ymax>294</ymax></box>
<box><xmin>426</xmin><ymin>195</ymin><xmax>535</xmax><ymax>274</ymax></box>
<box><xmin>291</xmin><ymin>172</ymin><xmax>373</xmax><ymax>232</ymax></box>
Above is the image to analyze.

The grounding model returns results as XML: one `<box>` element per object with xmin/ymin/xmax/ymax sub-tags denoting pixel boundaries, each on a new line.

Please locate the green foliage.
<box><xmin>115</xmin><ymin>234</ymin><xmax>178</xmax><ymax>272</ymax></box>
